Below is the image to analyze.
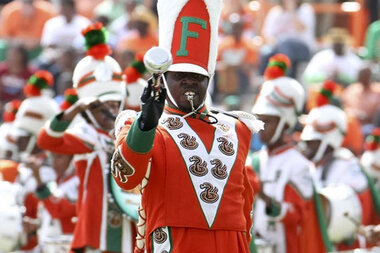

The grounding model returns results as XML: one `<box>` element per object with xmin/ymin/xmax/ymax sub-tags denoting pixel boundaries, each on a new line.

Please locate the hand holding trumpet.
<box><xmin>138</xmin><ymin>47</ymin><xmax>172</xmax><ymax>131</ymax></box>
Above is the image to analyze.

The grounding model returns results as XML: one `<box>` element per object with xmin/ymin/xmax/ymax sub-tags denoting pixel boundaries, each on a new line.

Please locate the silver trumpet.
<box><xmin>143</xmin><ymin>47</ymin><xmax>173</xmax><ymax>99</ymax></box>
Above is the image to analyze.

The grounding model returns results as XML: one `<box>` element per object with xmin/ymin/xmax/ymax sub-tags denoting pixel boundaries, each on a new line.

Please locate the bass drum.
<box><xmin>0</xmin><ymin>181</ymin><xmax>24</xmax><ymax>252</ymax></box>
<box><xmin>40</xmin><ymin>234</ymin><xmax>73</xmax><ymax>253</ymax></box>
<box><xmin>109</xmin><ymin>175</ymin><xmax>141</xmax><ymax>222</ymax></box>
<box><xmin>255</xmin><ymin>238</ymin><xmax>275</xmax><ymax>253</ymax></box>
<box><xmin>318</xmin><ymin>184</ymin><xmax>362</xmax><ymax>243</ymax></box>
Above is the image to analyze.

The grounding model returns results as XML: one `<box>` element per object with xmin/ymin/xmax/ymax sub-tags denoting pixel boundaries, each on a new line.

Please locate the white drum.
<box><xmin>255</xmin><ymin>238</ymin><xmax>275</xmax><ymax>253</ymax></box>
<box><xmin>0</xmin><ymin>181</ymin><xmax>24</xmax><ymax>252</ymax></box>
<box><xmin>318</xmin><ymin>184</ymin><xmax>362</xmax><ymax>243</ymax></box>
<box><xmin>40</xmin><ymin>235</ymin><xmax>73</xmax><ymax>253</ymax></box>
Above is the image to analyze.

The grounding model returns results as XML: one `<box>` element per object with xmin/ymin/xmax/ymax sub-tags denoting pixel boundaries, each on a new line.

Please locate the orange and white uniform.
<box><xmin>249</xmin><ymin>146</ymin><xmax>319</xmax><ymax>253</ymax></box>
<box><xmin>38</xmin><ymin>117</ymin><xmax>135</xmax><ymax>253</ymax></box>
<box><xmin>112</xmin><ymin>106</ymin><xmax>257</xmax><ymax>253</ymax></box>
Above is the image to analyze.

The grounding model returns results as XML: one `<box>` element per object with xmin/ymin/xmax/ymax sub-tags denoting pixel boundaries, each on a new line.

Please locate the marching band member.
<box><xmin>12</xmin><ymin>70</ymin><xmax>60</xmax><ymax>252</ymax></box>
<box><xmin>111</xmin><ymin>0</ymin><xmax>263</xmax><ymax>252</ymax></box>
<box><xmin>249</xmin><ymin>54</ymin><xmax>321</xmax><ymax>253</ymax></box>
<box><xmin>37</xmin><ymin>23</ymin><xmax>135</xmax><ymax>253</ymax></box>
<box><xmin>300</xmin><ymin>81</ymin><xmax>378</xmax><ymax>250</ymax></box>
<box><xmin>30</xmin><ymin>89</ymin><xmax>80</xmax><ymax>250</ymax></box>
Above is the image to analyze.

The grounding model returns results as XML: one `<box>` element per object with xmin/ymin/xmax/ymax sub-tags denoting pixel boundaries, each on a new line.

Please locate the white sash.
<box><xmin>160</xmin><ymin>112</ymin><xmax>238</xmax><ymax>227</ymax></box>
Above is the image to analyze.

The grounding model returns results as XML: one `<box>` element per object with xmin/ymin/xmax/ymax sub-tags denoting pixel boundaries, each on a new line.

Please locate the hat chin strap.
<box><xmin>163</xmin><ymin>74</ymin><xmax>213</xmax><ymax>117</ymax></box>
<box><xmin>312</xmin><ymin>139</ymin><xmax>329</xmax><ymax>163</ymax></box>
<box><xmin>269</xmin><ymin>117</ymin><xmax>286</xmax><ymax>144</ymax></box>
<box><xmin>85</xmin><ymin>110</ymin><xmax>103</xmax><ymax>131</ymax></box>
<box><xmin>84</xmin><ymin>100</ymin><xmax>124</xmax><ymax>132</ymax></box>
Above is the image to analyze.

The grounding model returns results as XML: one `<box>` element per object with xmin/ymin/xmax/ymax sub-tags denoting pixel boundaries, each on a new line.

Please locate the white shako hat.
<box><xmin>251</xmin><ymin>54</ymin><xmax>305</xmax><ymax>144</ymax></box>
<box><xmin>361</xmin><ymin>128</ymin><xmax>380</xmax><ymax>181</ymax></box>
<box><xmin>300</xmin><ymin>80</ymin><xmax>347</xmax><ymax>162</ymax></box>
<box><xmin>13</xmin><ymin>70</ymin><xmax>59</xmax><ymax>136</ymax></box>
<box><xmin>14</xmin><ymin>96</ymin><xmax>59</xmax><ymax>136</ymax></box>
<box><xmin>301</xmin><ymin>105</ymin><xmax>347</xmax><ymax>162</ymax></box>
<box><xmin>157</xmin><ymin>0</ymin><xmax>223</xmax><ymax>77</ymax></box>
<box><xmin>72</xmin><ymin>22</ymin><xmax>124</xmax><ymax>104</ymax></box>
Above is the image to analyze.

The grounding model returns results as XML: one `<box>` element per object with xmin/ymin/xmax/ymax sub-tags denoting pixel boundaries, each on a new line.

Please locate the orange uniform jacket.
<box><xmin>112</xmin><ymin>106</ymin><xmax>254</xmax><ymax>253</ymax></box>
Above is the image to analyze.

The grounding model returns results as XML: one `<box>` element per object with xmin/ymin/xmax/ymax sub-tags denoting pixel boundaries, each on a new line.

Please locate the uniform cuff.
<box><xmin>50</xmin><ymin>113</ymin><xmax>71</xmax><ymax>132</ymax></box>
<box><xmin>126</xmin><ymin>115</ymin><xmax>156</xmax><ymax>153</ymax></box>
<box><xmin>35</xmin><ymin>183</ymin><xmax>51</xmax><ymax>199</ymax></box>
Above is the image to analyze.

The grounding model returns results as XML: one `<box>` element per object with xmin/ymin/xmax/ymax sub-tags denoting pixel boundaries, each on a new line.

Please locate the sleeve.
<box><xmin>37</xmin><ymin>114</ymin><xmax>93</xmax><ymax>155</ymax></box>
<box><xmin>35</xmin><ymin>183</ymin><xmax>76</xmax><ymax>219</ymax></box>
<box><xmin>112</xmin><ymin>114</ymin><xmax>157</xmax><ymax>190</ymax></box>
<box><xmin>299</xmin><ymin>4</ymin><xmax>315</xmax><ymax>34</ymax></box>
<box><xmin>40</xmin><ymin>20</ymin><xmax>53</xmax><ymax>47</ymax></box>
<box><xmin>262</xmin><ymin>7</ymin><xmax>279</xmax><ymax>39</ymax></box>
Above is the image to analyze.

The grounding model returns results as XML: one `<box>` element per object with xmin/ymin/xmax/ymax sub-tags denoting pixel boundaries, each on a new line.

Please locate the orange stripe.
<box><xmin>311</xmin><ymin>120</ymin><xmax>337</xmax><ymax>133</ymax></box>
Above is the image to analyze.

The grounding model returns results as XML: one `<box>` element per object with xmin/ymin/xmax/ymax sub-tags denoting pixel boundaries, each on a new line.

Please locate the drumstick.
<box><xmin>344</xmin><ymin>212</ymin><xmax>360</xmax><ymax>227</ymax></box>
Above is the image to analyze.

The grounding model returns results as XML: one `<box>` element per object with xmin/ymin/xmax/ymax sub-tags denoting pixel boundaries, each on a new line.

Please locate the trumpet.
<box><xmin>143</xmin><ymin>47</ymin><xmax>173</xmax><ymax>98</ymax></box>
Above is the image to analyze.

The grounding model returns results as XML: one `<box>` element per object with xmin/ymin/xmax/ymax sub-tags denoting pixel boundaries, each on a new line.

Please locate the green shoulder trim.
<box><xmin>35</xmin><ymin>183</ymin><xmax>52</xmax><ymax>199</ymax></box>
<box><xmin>360</xmin><ymin>166</ymin><xmax>380</xmax><ymax>218</ymax></box>
<box><xmin>50</xmin><ymin>113</ymin><xmax>71</xmax><ymax>132</ymax></box>
<box><xmin>313</xmin><ymin>183</ymin><xmax>334</xmax><ymax>252</ymax></box>
<box><xmin>126</xmin><ymin>114</ymin><xmax>156</xmax><ymax>153</ymax></box>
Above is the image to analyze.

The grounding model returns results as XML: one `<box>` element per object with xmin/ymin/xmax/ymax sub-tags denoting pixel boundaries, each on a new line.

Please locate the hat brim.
<box><xmin>168</xmin><ymin>63</ymin><xmax>209</xmax><ymax>77</ymax></box>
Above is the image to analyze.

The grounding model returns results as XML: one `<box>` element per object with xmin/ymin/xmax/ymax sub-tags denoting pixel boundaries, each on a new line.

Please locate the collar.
<box><xmin>164</xmin><ymin>105</ymin><xmax>209</xmax><ymax>121</ymax></box>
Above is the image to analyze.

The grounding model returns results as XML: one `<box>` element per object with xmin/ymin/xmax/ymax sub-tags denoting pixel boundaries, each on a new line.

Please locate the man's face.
<box><xmin>256</xmin><ymin>114</ymin><xmax>280</xmax><ymax>144</ymax></box>
<box><xmin>301</xmin><ymin>140</ymin><xmax>321</xmax><ymax>160</ymax></box>
<box><xmin>89</xmin><ymin>100</ymin><xmax>120</xmax><ymax>131</ymax></box>
<box><xmin>165</xmin><ymin>71</ymin><xmax>209</xmax><ymax>113</ymax></box>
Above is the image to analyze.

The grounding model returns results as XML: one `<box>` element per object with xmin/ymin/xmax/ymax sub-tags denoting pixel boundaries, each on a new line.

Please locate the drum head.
<box><xmin>110</xmin><ymin>176</ymin><xmax>140</xmax><ymax>221</ymax></box>
<box><xmin>318</xmin><ymin>184</ymin><xmax>362</xmax><ymax>243</ymax></box>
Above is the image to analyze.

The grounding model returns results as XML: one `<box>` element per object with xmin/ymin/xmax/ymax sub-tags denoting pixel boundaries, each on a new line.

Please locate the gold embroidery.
<box><xmin>217</xmin><ymin>137</ymin><xmax>235</xmax><ymax>156</ymax></box>
<box><xmin>210</xmin><ymin>159</ymin><xmax>228</xmax><ymax>180</ymax></box>
<box><xmin>162</xmin><ymin>117</ymin><xmax>183</xmax><ymax>130</ymax></box>
<box><xmin>153</xmin><ymin>227</ymin><xmax>167</xmax><ymax>244</ymax></box>
<box><xmin>217</xmin><ymin>123</ymin><xmax>230</xmax><ymax>132</ymax></box>
<box><xmin>178</xmin><ymin>133</ymin><xmax>199</xmax><ymax>150</ymax></box>
<box><xmin>200</xmin><ymin>182</ymin><xmax>219</xmax><ymax>203</ymax></box>
<box><xmin>111</xmin><ymin>150</ymin><xmax>135</xmax><ymax>183</ymax></box>
<box><xmin>189</xmin><ymin>155</ymin><xmax>208</xmax><ymax>177</ymax></box>
<box><xmin>107</xmin><ymin>210</ymin><xmax>122</xmax><ymax>228</ymax></box>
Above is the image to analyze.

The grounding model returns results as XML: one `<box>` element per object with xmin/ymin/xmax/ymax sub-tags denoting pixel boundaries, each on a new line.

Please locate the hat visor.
<box><xmin>98</xmin><ymin>93</ymin><xmax>124</xmax><ymax>103</ymax></box>
<box><xmin>300</xmin><ymin>125</ymin><xmax>324</xmax><ymax>141</ymax></box>
<box><xmin>168</xmin><ymin>63</ymin><xmax>209</xmax><ymax>77</ymax></box>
